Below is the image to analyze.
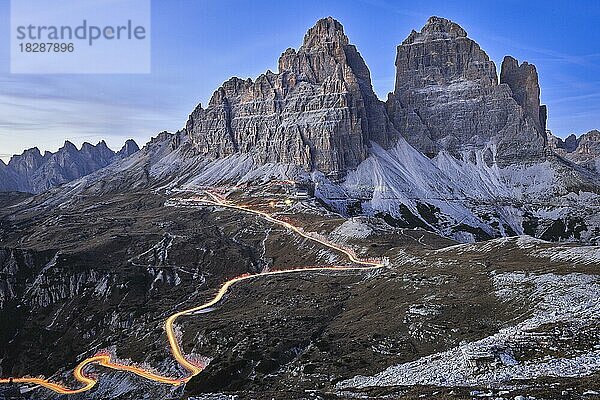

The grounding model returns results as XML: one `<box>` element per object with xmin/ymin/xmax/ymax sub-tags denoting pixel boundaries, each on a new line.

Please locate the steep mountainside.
<box><xmin>177</xmin><ymin>17</ymin><xmax>599</xmax><ymax>243</ymax></box>
<box><xmin>310</xmin><ymin>17</ymin><xmax>600</xmax><ymax>243</ymax></box>
<box><xmin>186</xmin><ymin>17</ymin><xmax>397</xmax><ymax>180</ymax></box>
<box><xmin>13</xmin><ymin>16</ymin><xmax>599</xmax><ymax>244</ymax></box>
<box><xmin>0</xmin><ymin>139</ymin><xmax>139</xmax><ymax>193</ymax></box>
<box><xmin>385</xmin><ymin>17</ymin><xmax>546</xmax><ymax>166</ymax></box>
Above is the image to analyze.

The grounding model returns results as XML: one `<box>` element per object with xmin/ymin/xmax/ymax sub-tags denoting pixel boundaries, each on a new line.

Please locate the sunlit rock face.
<box><xmin>386</xmin><ymin>16</ymin><xmax>547</xmax><ymax>167</ymax></box>
<box><xmin>186</xmin><ymin>17</ymin><xmax>397</xmax><ymax>180</ymax></box>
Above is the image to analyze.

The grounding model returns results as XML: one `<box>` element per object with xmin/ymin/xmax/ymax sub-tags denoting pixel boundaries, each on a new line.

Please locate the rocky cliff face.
<box><xmin>386</xmin><ymin>16</ymin><xmax>547</xmax><ymax>166</ymax></box>
<box><xmin>116</xmin><ymin>139</ymin><xmax>140</xmax><ymax>159</ymax></box>
<box><xmin>0</xmin><ymin>139</ymin><xmax>139</xmax><ymax>193</ymax></box>
<box><xmin>186</xmin><ymin>17</ymin><xmax>396</xmax><ymax>180</ymax></box>
<box><xmin>549</xmin><ymin>130</ymin><xmax>600</xmax><ymax>172</ymax></box>
<box><xmin>500</xmin><ymin>56</ymin><xmax>547</xmax><ymax>135</ymax></box>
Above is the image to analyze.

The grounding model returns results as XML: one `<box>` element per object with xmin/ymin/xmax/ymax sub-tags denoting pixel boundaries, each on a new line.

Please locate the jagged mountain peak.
<box><xmin>403</xmin><ymin>16</ymin><xmax>468</xmax><ymax>45</ymax></box>
<box><xmin>301</xmin><ymin>16</ymin><xmax>348</xmax><ymax>48</ymax></box>
<box><xmin>501</xmin><ymin>56</ymin><xmax>540</xmax><ymax>89</ymax></box>
<box><xmin>118</xmin><ymin>139</ymin><xmax>140</xmax><ymax>158</ymax></box>
<box><xmin>278</xmin><ymin>16</ymin><xmax>357</xmax><ymax>81</ymax></box>
<box><xmin>6</xmin><ymin>147</ymin><xmax>44</xmax><ymax>171</ymax></box>
<box><xmin>62</xmin><ymin>140</ymin><xmax>78</xmax><ymax>151</ymax></box>
<box><xmin>567</xmin><ymin>129</ymin><xmax>600</xmax><ymax>141</ymax></box>
<box><xmin>395</xmin><ymin>17</ymin><xmax>497</xmax><ymax>88</ymax></box>
<box><xmin>549</xmin><ymin>130</ymin><xmax>600</xmax><ymax>173</ymax></box>
<box><xmin>187</xmin><ymin>16</ymin><xmax>396</xmax><ymax>178</ymax></box>
<box><xmin>150</xmin><ymin>130</ymin><xmax>176</xmax><ymax>145</ymax></box>
<box><xmin>20</xmin><ymin>147</ymin><xmax>43</xmax><ymax>158</ymax></box>
<box><xmin>201</xmin><ymin>17</ymin><xmax>355</xmax><ymax>112</ymax></box>
<box><xmin>500</xmin><ymin>55</ymin><xmax>546</xmax><ymax>134</ymax></box>
<box><xmin>389</xmin><ymin>15</ymin><xmax>551</xmax><ymax>165</ymax></box>
<box><xmin>502</xmin><ymin>55</ymin><xmax>536</xmax><ymax>72</ymax></box>
<box><xmin>80</xmin><ymin>141</ymin><xmax>115</xmax><ymax>161</ymax></box>
<box><xmin>564</xmin><ymin>133</ymin><xmax>580</xmax><ymax>151</ymax></box>
<box><xmin>81</xmin><ymin>141</ymin><xmax>95</xmax><ymax>151</ymax></box>
<box><xmin>0</xmin><ymin>139</ymin><xmax>140</xmax><ymax>193</ymax></box>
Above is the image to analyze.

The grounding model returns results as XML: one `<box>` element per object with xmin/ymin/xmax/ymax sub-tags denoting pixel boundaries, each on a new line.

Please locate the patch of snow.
<box><xmin>534</xmin><ymin>246</ymin><xmax>600</xmax><ymax>265</ymax></box>
<box><xmin>338</xmin><ymin>272</ymin><xmax>600</xmax><ymax>389</ymax></box>
<box><xmin>330</xmin><ymin>219</ymin><xmax>373</xmax><ymax>240</ymax></box>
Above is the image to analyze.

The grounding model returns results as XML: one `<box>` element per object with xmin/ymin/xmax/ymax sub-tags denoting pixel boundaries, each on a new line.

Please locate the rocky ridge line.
<box><xmin>0</xmin><ymin>139</ymin><xmax>139</xmax><ymax>193</ymax></box>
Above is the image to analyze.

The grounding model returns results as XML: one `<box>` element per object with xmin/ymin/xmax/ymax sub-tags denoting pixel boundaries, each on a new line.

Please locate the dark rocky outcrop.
<box><xmin>386</xmin><ymin>16</ymin><xmax>547</xmax><ymax>166</ymax></box>
<box><xmin>576</xmin><ymin>130</ymin><xmax>600</xmax><ymax>159</ymax></box>
<box><xmin>0</xmin><ymin>139</ymin><xmax>139</xmax><ymax>193</ymax></box>
<box><xmin>549</xmin><ymin>130</ymin><xmax>600</xmax><ymax>172</ymax></box>
<box><xmin>500</xmin><ymin>56</ymin><xmax>547</xmax><ymax>135</ymax></box>
<box><xmin>186</xmin><ymin>17</ymin><xmax>397</xmax><ymax>180</ymax></box>
<box><xmin>116</xmin><ymin>139</ymin><xmax>140</xmax><ymax>159</ymax></box>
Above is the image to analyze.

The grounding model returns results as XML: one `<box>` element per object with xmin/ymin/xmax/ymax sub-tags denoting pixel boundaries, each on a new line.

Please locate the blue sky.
<box><xmin>1</xmin><ymin>0</ymin><xmax>600</xmax><ymax>161</ymax></box>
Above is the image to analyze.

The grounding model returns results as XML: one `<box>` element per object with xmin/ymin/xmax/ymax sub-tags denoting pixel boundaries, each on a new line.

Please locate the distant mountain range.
<box><xmin>3</xmin><ymin>16</ymin><xmax>600</xmax><ymax>244</ymax></box>
<box><xmin>0</xmin><ymin>139</ymin><xmax>139</xmax><ymax>193</ymax></box>
<box><xmin>549</xmin><ymin>130</ymin><xmax>600</xmax><ymax>173</ymax></box>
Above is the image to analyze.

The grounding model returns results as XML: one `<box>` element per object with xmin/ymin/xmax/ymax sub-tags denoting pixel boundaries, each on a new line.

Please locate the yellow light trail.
<box><xmin>0</xmin><ymin>189</ymin><xmax>384</xmax><ymax>394</ymax></box>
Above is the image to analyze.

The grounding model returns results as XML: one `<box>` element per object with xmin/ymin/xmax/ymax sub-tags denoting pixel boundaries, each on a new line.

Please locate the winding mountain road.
<box><xmin>0</xmin><ymin>190</ymin><xmax>384</xmax><ymax>395</ymax></box>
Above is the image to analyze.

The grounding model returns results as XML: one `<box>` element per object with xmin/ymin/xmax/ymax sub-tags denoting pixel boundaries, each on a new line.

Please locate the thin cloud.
<box><xmin>480</xmin><ymin>33</ymin><xmax>600</xmax><ymax>67</ymax></box>
<box><xmin>549</xmin><ymin>92</ymin><xmax>600</xmax><ymax>105</ymax></box>
<box><xmin>0</xmin><ymin>92</ymin><xmax>182</xmax><ymax>159</ymax></box>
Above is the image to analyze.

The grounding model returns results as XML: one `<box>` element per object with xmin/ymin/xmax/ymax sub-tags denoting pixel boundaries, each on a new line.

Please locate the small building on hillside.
<box><xmin>293</xmin><ymin>182</ymin><xmax>312</xmax><ymax>199</ymax></box>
